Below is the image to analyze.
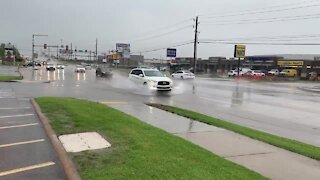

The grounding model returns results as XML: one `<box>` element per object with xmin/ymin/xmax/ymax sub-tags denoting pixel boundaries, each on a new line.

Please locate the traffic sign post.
<box><xmin>234</xmin><ymin>45</ymin><xmax>246</xmax><ymax>76</ymax></box>
<box><xmin>167</xmin><ymin>48</ymin><xmax>177</xmax><ymax>57</ymax></box>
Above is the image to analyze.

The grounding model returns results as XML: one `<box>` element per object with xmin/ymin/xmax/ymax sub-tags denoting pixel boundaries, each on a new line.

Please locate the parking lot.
<box><xmin>0</xmin><ymin>87</ymin><xmax>65</xmax><ymax>179</ymax></box>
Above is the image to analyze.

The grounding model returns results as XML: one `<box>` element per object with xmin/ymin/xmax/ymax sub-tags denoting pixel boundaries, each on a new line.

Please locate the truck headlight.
<box><xmin>148</xmin><ymin>80</ymin><xmax>157</xmax><ymax>84</ymax></box>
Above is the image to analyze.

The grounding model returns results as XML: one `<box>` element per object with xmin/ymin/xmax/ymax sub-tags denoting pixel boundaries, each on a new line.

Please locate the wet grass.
<box><xmin>36</xmin><ymin>97</ymin><xmax>266</xmax><ymax>180</ymax></box>
<box><xmin>0</xmin><ymin>75</ymin><xmax>23</xmax><ymax>81</ymax></box>
<box><xmin>147</xmin><ymin>103</ymin><xmax>320</xmax><ymax>161</ymax></box>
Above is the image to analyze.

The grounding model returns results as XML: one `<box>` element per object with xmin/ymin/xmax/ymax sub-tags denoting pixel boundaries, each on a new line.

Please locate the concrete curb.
<box><xmin>31</xmin><ymin>99</ymin><xmax>81</xmax><ymax>180</ymax></box>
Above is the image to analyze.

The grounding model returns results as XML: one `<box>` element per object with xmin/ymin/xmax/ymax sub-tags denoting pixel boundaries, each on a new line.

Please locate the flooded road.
<box><xmin>3</xmin><ymin>65</ymin><xmax>320</xmax><ymax>146</ymax></box>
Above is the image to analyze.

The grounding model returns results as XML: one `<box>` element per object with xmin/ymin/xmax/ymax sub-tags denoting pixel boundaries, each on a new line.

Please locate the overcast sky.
<box><xmin>1</xmin><ymin>0</ymin><xmax>320</xmax><ymax>59</ymax></box>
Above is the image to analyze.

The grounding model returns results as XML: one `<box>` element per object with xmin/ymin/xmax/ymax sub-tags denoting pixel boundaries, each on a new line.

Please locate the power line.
<box><xmin>201</xmin><ymin>37</ymin><xmax>320</xmax><ymax>42</ymax></box>
<box><xmin>199</xmin><ymin>41</ymin><xmax>320</xmax><ymax>45</ymax></box>
<box><xmin>201</xmin><ymin>34</ymin><xmax>320</xmax><ymax>42</ymax></box>
<box><xmin>138</xmin><ymin>18</ymin><xmax>193</xmax><ymax>35</ymax></box>
<box><xmin>201</xmin><ymin>2</ymin><xmax>320</xmax><ymax>19</ymax></box>
<box><xmin>123</xmin><ymin>18</ymin><xmax>193</xmax><ymax>42</ymax></box>
<box><xmin>199</xmin><ymin>0</ymin><xmax>320</xmax><ymax>17</ymax></box>
<box><xmin>201</xmin><ymin>14</ymin><xmax>320</xmax><ymax>26</ymax></box>
<box><xmin>131</xmin><ymin>25</ymin><xmax>192</xmax><ymax>43</ymax></box>
<box><xmin>202</xmin><ymin>12</ymin><xmax>320</xmax><ymax>24</ymax></box>
<box><xmin>132</xmin><ymin>40</ymin><xmax>193</xmax><ymax>54</ymax></box>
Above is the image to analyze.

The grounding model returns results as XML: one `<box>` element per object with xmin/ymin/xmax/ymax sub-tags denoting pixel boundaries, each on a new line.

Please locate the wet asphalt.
<box><xmin>3</xmin><ymin>63</ymin><xmax>320</xmax><ymax>147</ymax></box>
<box><xmin>0</xmin><ymin>66</ymin><xmax>20</xmax><ymax>76</ymax></box>
<box><xmin>0</xmin><ymin>86</ymin><xmax>66</xmax><ymax>179</ymax></box>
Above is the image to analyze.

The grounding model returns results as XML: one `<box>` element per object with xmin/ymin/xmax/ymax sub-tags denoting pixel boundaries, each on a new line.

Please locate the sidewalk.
<box><xmin>0</xmin><ymin>85</ymin><xmax>66</xmax><ymax>179</ymax></box>
<box><xmin>111</xmin><ymin>103</ymin><xmax>320</xmax><ymax>180</ymax></box>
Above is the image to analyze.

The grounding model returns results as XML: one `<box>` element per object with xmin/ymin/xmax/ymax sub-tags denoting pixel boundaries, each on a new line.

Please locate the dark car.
<box><xmin>23</xmin><ymin>61</ymin><xmax>41</xmax><ymax>67</ymax></box>
<box><xmin>96</xmin><ymin>67</ymin><xmax>112</xmax><ymax>78</ymax></box>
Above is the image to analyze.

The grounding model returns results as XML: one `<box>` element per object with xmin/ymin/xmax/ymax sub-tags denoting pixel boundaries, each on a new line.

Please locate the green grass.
<box><xmin>0</xmin><ymin>75</ymin><xmax>23</xmax><ymax>81</ymax></box>
<box><xmin>147</xmin><ymin>103</ymin><xmax>320</xmax><ymax>161</ymax></box>
<box><xmin>36</xmin><ymin>97</ymin><xmax>266</xmax><ymax>180</ymax></box>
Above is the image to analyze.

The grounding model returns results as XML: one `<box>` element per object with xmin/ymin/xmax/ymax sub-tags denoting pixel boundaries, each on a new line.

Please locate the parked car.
<box><xmin>243</xmin><ymin>70</ymin><xmax>265</xmax><ymax>77</ymax></box>
<box><xmin>96</xmin><ymin>67</ymin><xmax>112</xmax><ymax>78</ymax></box>
<box><xmin>228</xmin><ymin>70</ymin><xmax>242</xmax><ymax>77</ymax></box>
<box><xmin>85</xmin><ymin>65</ymin><xmax>92</xmax><ymax>70</ymax></box>
<box><xmin>279</xmin><ymin>69</ymin><xmax>297</xmax><ymax>77</ymax></box>
<box><xmin>171</xmin><ymin>70</ymin><xmax>195</xmax><ymax>79</ymax></box>
<box><xmin>160</xmin><ymin>67</ymin><xmax>167</xmax><ymax>71</ymax></box>
<box><xmin>307</xmin><ymin>71</ymin><xmax>318</xmax><ymax>80</ymax></box>
<box><xmin>188</xmin><ymin>67</ymin><xmax>204</xmax><ymax>73</ymax></box>
<box><xmin>129</xmin><ymin>68</ymin><xmax>173</xmax><ymax>91</ymax></box>
<box><xmin>268</xmin><ymin>69</ymin><xmax>280</xmax><ymax>75</ymax></box>
<box><xmin>46</xmin><ymin>64</ymin><xmax>56</xmax><ymax>71</ymax></box>
<box><xmin>75</xmin><ymin>65</ymin><xmax>86</xmax><ymax>73</ymax></box>
<box><xmin>56</xmin><ymin>64</ymin><xmax>65</xmax><ymax>69</ymax></box>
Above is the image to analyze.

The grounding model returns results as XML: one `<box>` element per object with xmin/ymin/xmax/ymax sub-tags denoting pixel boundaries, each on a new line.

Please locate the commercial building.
<box><xmin>170</xmin><ymin>55</ymin><xmax>320</xmax><ymax>77</ymax></box>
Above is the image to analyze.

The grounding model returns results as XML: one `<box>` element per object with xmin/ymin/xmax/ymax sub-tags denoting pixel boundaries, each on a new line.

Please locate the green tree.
<box><xmin>0</xmin><ymin>43</ymin><xmax>5</xmax><ymax>60</ymax></box>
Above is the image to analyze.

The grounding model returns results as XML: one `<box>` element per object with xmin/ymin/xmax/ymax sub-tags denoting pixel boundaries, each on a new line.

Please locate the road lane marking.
<box><xmin>0</xmin><ymin>123</ymin><xmax>39</xmax><ymax>130</ymax></box>
<box><xmin>0</xmin><ymin>114</ymin><xmax>34</xmax><ymax>119</ymax></box>
<box><xmin>0</xmin><ymin>139</ymin><xmax>45</xmax><ymax>148</ymax></box>
<box><xmin>0</xmin><ymin>162</ymin><xmax>55</xmax><ymax>177</ymax></box>
<box><xmin>100</xmin><ymin>101</ymin><xmax>128</xmax><ymax>105</ymax></box>
<box><xmin>0</xmin><ymin>107</ymin><xmax>32</xmax><ymax>110</ymax></box>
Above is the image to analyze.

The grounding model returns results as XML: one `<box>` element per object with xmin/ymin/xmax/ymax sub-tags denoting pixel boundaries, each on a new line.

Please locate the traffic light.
<box><xmin>44</xmin><ymin>44</ymin><xmax>47</xmax><ymax>49</ymax></box>
<box><xmin>75</xmin><ymin>49</ymin><xmax>77</xmax><ymax>52</ymax></box>
<box><xmin>85</xmin><ymin>50</ymin><xmax>87</xmax><ymax>53</ymax></box>
<box><xmin>66</xmin><ymin>45</ymin><xmax>69</xmax><ymax>51</ymax></box>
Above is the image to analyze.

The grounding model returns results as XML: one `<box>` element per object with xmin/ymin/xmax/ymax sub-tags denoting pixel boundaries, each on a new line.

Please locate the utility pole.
<box><xmin>193</xmin><ymin>16</ymin><xmax>199</xmax><ymax>74</ymax></box>
<box><xmin>56</xmin><ymin>46</ymin><xmax>59</xmax><ymax>60</ymax></box>
<box><xmin>95</xmin><ymin>38</ymin><xmax>98</xmax><ymax>61</ymax></box>
<box><xmin>70</xmin><ymin>43</ymin><xmax>73</xmax><ymax>60</ymax></box>
<box><xmin>31</xmin><ymin>34</ymin><xmax>48</xmax><ymax>69</ymax></box>
<box><xmin>32</xmin><ymin>35</ymin><xmax>34</xmax><ymax>68</ymax></box>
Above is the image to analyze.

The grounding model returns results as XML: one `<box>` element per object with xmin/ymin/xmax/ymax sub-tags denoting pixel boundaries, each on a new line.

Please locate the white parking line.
<box><xmin>0</xmin><ymin>123</ymin><xmax>39</xmax><ymax>130</ymax></box>
<box><xmin>0</xmin><ymin>139</ymin><xmax>45</xmax><ymax>148</ymax></box>
<box><xmin>0</xmin><ymin>114</ymin><xmax>34</xmax><ymax>119</ymax></box>
<box><xmin>0</xmin><ymin>162</ymin><xmax>55</xmax><ymax>177</ymax></box>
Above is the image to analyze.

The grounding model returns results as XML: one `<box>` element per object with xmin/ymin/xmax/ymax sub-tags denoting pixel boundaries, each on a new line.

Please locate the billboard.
<box><xmin>277</xmin><ymin>61</ymin><xmax>304</xmax><ymax>67</ymax></box>
<box><xmin>167</xmin><ymin>48</ymin><xmax>177</xmax><ymax>57</ymax></box>
<box><xmin>234</xmin><ymin>45</ymin><xmax>246</xmax><ymax>58</ymax></box>
<box><xmin>116</xmin><ymin>43</ymin><xmax>130</xmax><ymax>59</ymax></box>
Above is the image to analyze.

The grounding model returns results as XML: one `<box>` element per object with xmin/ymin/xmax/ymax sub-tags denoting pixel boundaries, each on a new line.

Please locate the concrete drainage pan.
<box><xmin>59</xmin><ymin>132</ymin><xmax>111</xmax><ymax>153</ymax></box>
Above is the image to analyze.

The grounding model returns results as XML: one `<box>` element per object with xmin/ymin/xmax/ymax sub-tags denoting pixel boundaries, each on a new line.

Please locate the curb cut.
<box><xmin>31</xmin><ymin>99</ymin><xmax>81</xmax><ymax>180</ymax></box>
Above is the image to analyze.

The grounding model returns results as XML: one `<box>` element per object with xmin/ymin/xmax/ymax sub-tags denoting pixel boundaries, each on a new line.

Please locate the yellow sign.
<box><xmin>234</xmin><ymin>45</ymin><xmax>246</xmax><ymax>58</ymax></box>
<box><xmin>277</xmin><ymin>61</ymin><xmax>304</xmax><ymax>67</ymax></box>
<box><xmin>112</xmin><ymin>54</ymin><xmax>120</xmax><ymax>59</ymax></box>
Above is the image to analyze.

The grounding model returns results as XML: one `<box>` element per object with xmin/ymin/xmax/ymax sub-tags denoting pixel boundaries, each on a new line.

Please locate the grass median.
<box><xmin>36</xmin><ymin>97</ymin><xmax>265</xmax><ymax>180</ymax></box>
<box><xmin>147</xmin><ymin>103</ymin><xmax>320</xmax><ymax>161</ymax></box>
<box><xmin>0</xmin><ymin>75</ymin><xmax>23</xmax><ymax>81</ymax></box>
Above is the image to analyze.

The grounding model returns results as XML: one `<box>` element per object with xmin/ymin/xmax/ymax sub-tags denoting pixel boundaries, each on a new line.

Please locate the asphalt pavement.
<box><xmin>12</xmin><ymin>64</ymin><xmax>320</xmax><ymax>147</ymax></box>
<box><xmin>0</xmin><ymin>66</ymin><xmax>20</xmax><ymax>76</ymax></box>
<box><xmin>1</xmin><ymin>63</ymin><xmax>320</xmax><ymax>179</ymax></box>
<box><xmin>0</xmin><ymin>86</ymin><xmax>65</xmax><ymax>179</ymax></box>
